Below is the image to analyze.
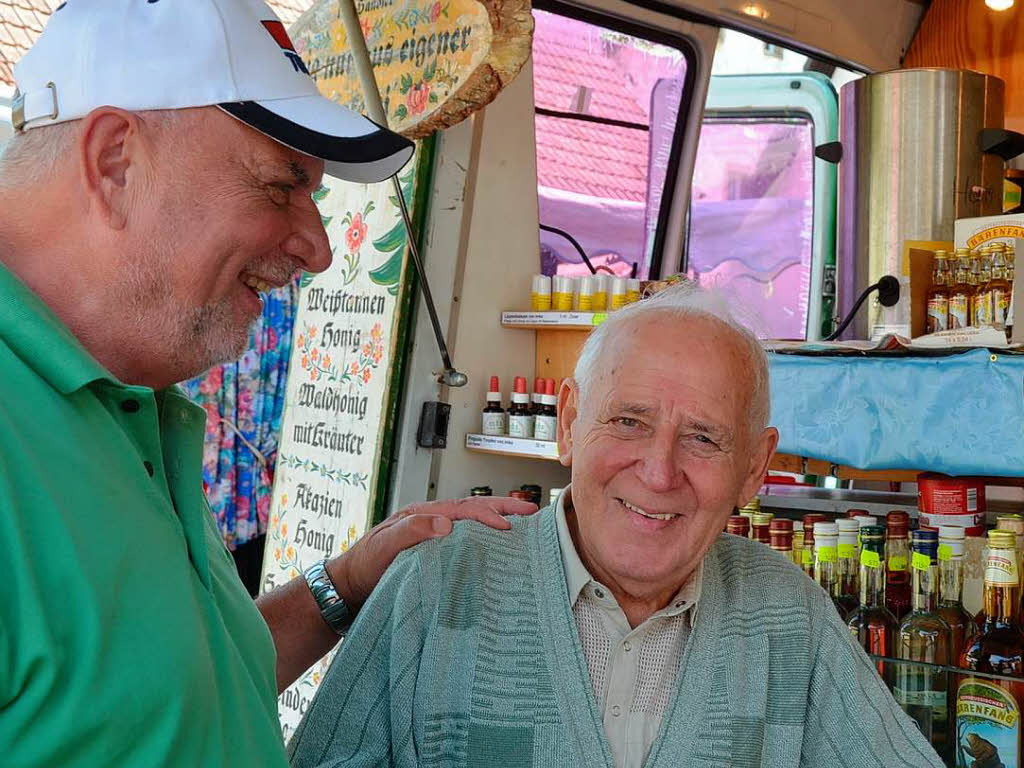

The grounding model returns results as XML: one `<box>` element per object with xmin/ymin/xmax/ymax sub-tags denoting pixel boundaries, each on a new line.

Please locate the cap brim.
<box><xmin>218</xmin><ymin>96</ymin><xmax>414</xmax><ymax>183</ymax></box>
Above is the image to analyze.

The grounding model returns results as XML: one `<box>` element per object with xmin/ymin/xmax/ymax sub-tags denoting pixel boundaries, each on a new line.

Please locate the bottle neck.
<box><xmin>938</xmin><ymin>554</ymin><xmax>964</xmax><ymax>608</ymax></box>
<box><xmin>815</xmin><ymin>540</ymin><xmax>838</xmax><ymax>594</ymax></box>
<box><xmin>911</xmin><ymin>559</ymin><xmax>939</xmax><ymax>613</ymax></box>
<box><xmin>859</xmin><ymin>553</ymin><xmax>886</xmax><ymax>608</ymax></box>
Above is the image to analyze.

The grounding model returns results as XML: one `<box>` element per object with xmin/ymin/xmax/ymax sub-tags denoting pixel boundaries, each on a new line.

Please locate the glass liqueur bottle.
<box><xmin>802</xmin><ymin>513</ymin><xmax>826</xmax><ymax>578</ymax></box>
<box><xmin>949</xmin><ymin>248</ymin><xmax>974</xmax><ymax>330</ymax></box>
<box><xmin>895</xmin><ymin>529</ymin><xmax>952</xmax><ymax>755</ymax></box>
<box><xmin>836</xmin><ymin>518</ymin><xmax>861</xmax><ymax>616</ymax></box>
<box><xmin>957</xmin><ymin>530</ymin><xmax>1024</xmax><ymax>768</ymax></box>
<box><xmin>937</xmin><ymin>525</ymin><xmax>977</xmax><ymax>661</ymax></box>
<box><xmin>814</xmin><ymin>521</ymin><xmax>843</xmax><ymax>614</ymax></box>
<box><xmin>849</xmin><ymin>525</ymin><xmax>898</xmax><ymax>675</ymax></box>
<box><xmin>886</xmin><ymin>511</ymin><xmax>912</xmax><ymax>622</ymax></box>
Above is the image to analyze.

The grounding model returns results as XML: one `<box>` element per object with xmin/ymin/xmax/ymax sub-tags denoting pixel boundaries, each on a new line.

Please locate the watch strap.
<box><xmin>303</xmin><ymin>559</ymin><xmax>352</xmax><ymax>636</ymax></box>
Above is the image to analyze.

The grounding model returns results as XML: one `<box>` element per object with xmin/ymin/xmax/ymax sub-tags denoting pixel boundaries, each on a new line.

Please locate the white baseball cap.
<box><xmin>11</xmin><ymin>0</ymin><xmax>414</xmax><ymax>183</ymax></box>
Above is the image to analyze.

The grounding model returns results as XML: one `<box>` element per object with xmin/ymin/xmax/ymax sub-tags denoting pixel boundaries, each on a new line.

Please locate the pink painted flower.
<box><xmin>370</xmin><ymin>324</ymin><xmax>382</xmax><ymax>341</ymax></box>
<box><xmin>350</xmin><ymin>362</ymin><xmax>360</xmax><ymax>375</ymax></box>
<box><xmin>406</xmin><ymin>83</ymin><xmax>430</xmax><ymax>116</ymax></box>
<box><xmin>301</xmin><ymin>355</ymin><xmax>309</xmax><ymax>370</ymax></box>
<box><xmin>362</xmin><ymin>367</ymin><xmax>372</xmax><ymax>384</ymax></box>
<box><xmin>311</xmin><ymin>348</ymin><xmax>320</xmax><ymax>362</ymax></box>
<box><xmin>429</xmin><ymin>2</ymin><xmax>441</xmax><ymax>22</ymax></box>
<box><xmin>345</xmin><ymin>212</ymin><xmax>368</xmax><ymax>253</ymax></box>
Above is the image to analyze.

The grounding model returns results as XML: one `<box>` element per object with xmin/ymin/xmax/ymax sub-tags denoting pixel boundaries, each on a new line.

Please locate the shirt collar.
<box><xmin>0</xmin><ymin>259</ymin><xmax>116</xmax><ymax>394</ymax></box>
<box><xmin>554</xmin><ymin>485</ymin><xmax>703</xmax><ymax>625</ymax></box>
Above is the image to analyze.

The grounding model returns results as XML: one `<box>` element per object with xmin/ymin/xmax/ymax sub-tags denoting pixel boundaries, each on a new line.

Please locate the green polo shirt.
<box><xmin>0</xmin><ymin>262</ymin><xmax>289</xmax><ymax>767</ymax></box>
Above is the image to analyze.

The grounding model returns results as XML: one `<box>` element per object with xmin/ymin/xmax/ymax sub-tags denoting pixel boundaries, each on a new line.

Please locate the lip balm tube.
<box><xmin>626</xmin><ymin>278</ymin><xmax>640</xmax><ymax>304</ymax></box>
<box><xmin>531</xmin><ymin>274</ymin><xmax>552</xmax><ymax>311</ymax></box>
<box><xmin>591</xmin><ymin>274</ymin><xmax>609</xmax><ymax>311</ymax></box>
<box><xmin>610</xmin><ymin>277</ymin><xmax>628</xmax><ymax>310</ymax></box>
<box><xmin>577</xmin><ymin>276</ymin><xmax>594</xmax><ymax>311</ymax></box>
<box><xmin>552</xmin><ymin>276</ymin><xmax>574</xmax><ymax>311</ymax></box>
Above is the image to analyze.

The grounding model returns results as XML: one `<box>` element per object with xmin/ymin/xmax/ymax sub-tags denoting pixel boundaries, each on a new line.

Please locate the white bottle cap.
<box><xmin>532</xmin><ymin>274</ymin><xmax>552</xmax><ymax>294</ymax></box>
<box><xmin>857</xmin><ymin>515</ymin><xmax>879</xmax><ymax>528</ymax></box>
<box><xmin>611</xmin><ymin>276</ymin><xmax>628</xmax><ymax>295</ymax></box>
<box><xmin>836</xmin><ymin>518</ymin><xmax>860</xmax><ymax>533</ymax></box>
<box><xmin>792</xmin><ymin>520</ymin><xmax>803</xmax><ymax>532</ymax></box>
<box><xmin>578</xmin><ymin>275</ymin><xmax>594</xmax><ymax>296</ymax></box>
<box><xmin>814</xmin><ymin>521</ymin><xmax>839</xmax><ymax>537</ymax></box>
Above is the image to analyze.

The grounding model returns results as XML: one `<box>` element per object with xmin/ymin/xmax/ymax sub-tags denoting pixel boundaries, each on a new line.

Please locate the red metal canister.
<box><xmin>917</xmin><ymin>473</ymin><xmax>986</xmax><ymax>535</ymax></box>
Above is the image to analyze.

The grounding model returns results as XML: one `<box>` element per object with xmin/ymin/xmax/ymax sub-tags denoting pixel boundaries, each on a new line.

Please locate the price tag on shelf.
<box><xmin>888</xmin><ymin>555</ymin><xmax>908</xmax><ymax>572</ymax></box>
<box><xmin>591</xmin><ymin>313</ymin><xmax>607</xmax><ymax>326</ymax></box>
<box><xmin>817</xmin><ymin>546</ymin><xmax>837</xmax><ymax>564</ymax></box>
<box><xmin>838</xmin><ymin>543</ymin><xmax>856</xmax><ymax>560</ymax></box>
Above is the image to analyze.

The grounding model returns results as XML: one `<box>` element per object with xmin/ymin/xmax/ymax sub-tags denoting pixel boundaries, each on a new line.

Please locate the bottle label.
<box><xmin>531</xmin><ymin>292</ymin><xmax>552</xmax><ymax>311</ymax></box>
<box><xmin>481</xmin><ymin>412</ymin><xmax>505</xmax><ymax>436</ymax></box>
<box><xmin>838</xmin><ymin>543</ymin><xmax>856</xmax><ymax>560</ymax></box>
<box><xmin>995</xmin><ymin>288</ymin><xmax>1012</xmax><ymax>324</ymax></box>
<box><xmin>957</xmin><ymin>679</ymin><xmax>1021</xmax><ymax>768</ymax></box>
<box><xmin>802</xmin><ymin>549</ymin><xmax>812</xmax><ymax>567</ymax></box>
<box><xmin>927</xmin><ymin>296</ymin><xmax>949</xmax><ymax>333</ymax></box>
<box><xmin>889</xmin><ymin>555</ymin><xmax>908</xmax><ymax>572</ymax></box>
<box><xmin>974</xmin><ymin>291</ymin><xmax>995</xmax><ymax>326</ymax></box>
<box><xmin>912</xmin><ymin>552</ymin><xmax>932</xmax><ymax>571</ymax></box>
<box><xmin>938</xmin><ymin>543</ymin><xmax>954</xmax><ymax>562</ymax></box>
<box><xmin>533</xmin><ymin>415</ymin><xmax>557</xmax><ymax>441</ymax></box>
<box><xmin>816</xmin><ymin>545</ymin><xmax>837</xmax><ymax>564</ymax></box>
<box><xmin>985</xmin><ymin>550</ymin><xmax>1019</xmax><ymax>586</ymax></box>
<box><xmin>552</xmin><ymin>291</ymin><xmax>573</xmax><ymax>311</ymax></box>
<box><xmin>508</xmin><ymin>414</ymin><xmax>533</xmax><ymax>438</ymax></box>
<box><xmin>861</xmin><ymin>550</ymin><xmax>881</xmax><ymax>569</ymax></box>
<box><xmin>950</xmin><ymin>295</ymin><xmax>969</xmax><ymax>329</ymax></box>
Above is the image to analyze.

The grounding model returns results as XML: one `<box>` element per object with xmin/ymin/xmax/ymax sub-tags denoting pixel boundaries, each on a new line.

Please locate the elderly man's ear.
<box><xmin>556</xmin><ymin>379</ymin><xmax>578</xmax><ymax>467</ymax></box>
<box><xmin>78</xmin><ymin>108</ymin><xmax>150</xmax><ymax>231</ymax></box>
<box><xmin>737</xmin><ymin>427</ymin><xmax>780</xmax><ymax>507</ymax></box>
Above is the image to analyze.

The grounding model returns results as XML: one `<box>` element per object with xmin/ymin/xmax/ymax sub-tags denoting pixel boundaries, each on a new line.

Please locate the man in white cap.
<box><xmin>0</xmin><ymin>1</ymin><xmax>533</xmax><ymax>766</ymax></box>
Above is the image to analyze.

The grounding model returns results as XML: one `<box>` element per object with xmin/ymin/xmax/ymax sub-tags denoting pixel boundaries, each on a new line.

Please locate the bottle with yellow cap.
<box><xmin>750</xmin><ymin>512</ymin><xmax>772</xmax><ymax>544</ymax></box>
<box><xmin>738</xmin><ymin>499</ymin><xmax>760</xmax><ymax>540</ymax></box>
<box><xmin>957</xmin><ymin>530</ymin><xmax>1024</xmax><ymax>768</ymax></box>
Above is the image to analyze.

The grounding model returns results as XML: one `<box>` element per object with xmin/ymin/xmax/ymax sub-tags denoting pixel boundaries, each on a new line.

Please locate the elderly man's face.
<box><xmin>121</xmin><ymin>108</ymin><xmax>330</xmax><ymax>379</ymax></box>
<box><xmin>559</xmin><ymin>315</ymin><xmax>776</xmax><ymax>601</ymax></box>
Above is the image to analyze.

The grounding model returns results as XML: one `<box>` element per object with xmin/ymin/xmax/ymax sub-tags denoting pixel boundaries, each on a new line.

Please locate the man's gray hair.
<box><xmin>573</xmin><ymin>280</ymin><xmax>771</xmax><ymax>435</ymax></box>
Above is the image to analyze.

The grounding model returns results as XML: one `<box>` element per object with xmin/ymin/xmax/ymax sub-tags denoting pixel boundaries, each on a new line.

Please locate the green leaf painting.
<box><xmin>369</xmin><ymin>165</ymin><xmax>416</xmax><ymax>295</ymax></box>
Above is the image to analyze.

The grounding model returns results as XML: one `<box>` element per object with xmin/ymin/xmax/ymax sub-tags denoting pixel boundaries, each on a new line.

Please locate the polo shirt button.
<box><xmin>623</xmin><ymin>641</ymin><xmax>632</xmax><ymax>652</ymax></box>
<box><xmin>143</xmin><ymin>460</ymin><xmax>154</xmax><ymax>477</ymax></box>
<box><xmin>612</xmin><ymin>705</ymin><xmax>621</xmax><ymax>717</ymax></box>
<box><xmin>121</xmin><ymin>399</ymin><xmax>140</xmax><ymax>413</ymax></box>
<box><xmin>675</xmin><ymin>601</ymin><xmax>684</xmax><ymax>609</ymax></box>
<box><xmin>594</xmin><ymin>588</ymin><xmax>604</xmax><ymax>599</ymax></box>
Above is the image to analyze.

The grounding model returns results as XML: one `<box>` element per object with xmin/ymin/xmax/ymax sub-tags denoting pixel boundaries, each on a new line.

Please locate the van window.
<box><xmin>532</xmin><ymin>6</ymin><xmax>693</xmax><ymax>280</ymax></box>
<box><xmin>686</xmin><ymin>30</ymin><xmax>861</xmax><ymax>340</ymax></box>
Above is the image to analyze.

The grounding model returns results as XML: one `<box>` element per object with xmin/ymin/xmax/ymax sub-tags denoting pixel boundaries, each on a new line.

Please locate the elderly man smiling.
<box><xmin>289</xmin><ymin>284</ymin><xmax>942</xmax><ymax>768</ymax></box>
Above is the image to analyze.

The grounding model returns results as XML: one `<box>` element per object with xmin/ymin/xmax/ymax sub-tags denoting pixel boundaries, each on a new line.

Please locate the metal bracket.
<box><xmin>11</xmin><ymin>82</ymin><xmax>58</xmax><ymax>132</ymax></box>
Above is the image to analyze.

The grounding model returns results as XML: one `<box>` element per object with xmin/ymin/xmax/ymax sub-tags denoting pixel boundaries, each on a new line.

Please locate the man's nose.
<box><xmin>636</xmin><ymin>432</ymin><xmax>680</xmax><ymax>492</ymax></box>
<box><xmin>283</xmin><ymin>198</ymin><xmax>333</xmax><ymax>273</ymax></box>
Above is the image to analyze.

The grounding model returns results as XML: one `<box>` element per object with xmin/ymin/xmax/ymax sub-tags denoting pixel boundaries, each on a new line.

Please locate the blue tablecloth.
<box><xmin>769</xmin><ymin>348</ymin><xmax>1024</xmax><ymax>476</ymax></box>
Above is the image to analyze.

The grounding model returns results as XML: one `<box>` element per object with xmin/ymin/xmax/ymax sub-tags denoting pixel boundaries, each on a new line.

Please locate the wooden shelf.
<box><xmin>501</xmin><ymin>311</ymin><xmax>607</xmax><ymax>330</ymax></box>
<box><xmin>465</xmin><ymin>433</ymin><xmax>561</xmax><ymax>462</ymax></box>
<box><xmin>771</xmin><ymin>453</ymin><xmax>1024</xmax><ymax>486</ymax></box>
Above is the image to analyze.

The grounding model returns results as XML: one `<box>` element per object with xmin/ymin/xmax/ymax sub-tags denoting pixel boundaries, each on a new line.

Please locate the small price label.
<box><xmin>889</xmin><ymin>555</ymin><xmax>908</xmax><ymax>572</ymax></box>
<box><xmin>818</xmin><ymin>546</ymin><xmax>838</xmax><ymax>564</ymax></box>
<box><xmin>861</xmin><ymin>550</ymin><xmax>881</xmax><ymax>569</ymax></box>
<box><xmin>592</xmin><ymin>313</ymin><xmax>607</xmax><ymax>326</ymax></box>
<box><xmin>938</xmin><ymin>544</ymin><xmax>954</xmax><ymax>562</ymax></box>
<box><xmin>802</xmin><ymin>549</ymin><xmax>813</xmax><ymax>567</ymax></box>
<box><xmin>838</xmin><ymin>543</ymin><xmax>856</xmax><ymax>560</ymax></box>
<box><xmin>912</xmin><ymin>552</ymin><xmax>932</xmax><ymax>571</ymax></box>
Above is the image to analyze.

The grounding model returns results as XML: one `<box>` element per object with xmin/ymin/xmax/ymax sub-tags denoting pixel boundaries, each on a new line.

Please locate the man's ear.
<box><xmin>78</xmin><ymin>108</ymin><xmax>146</xmax><ymax>230</ymax></box>
<box><xmin>737</xmin><ymin>426</ymin><xmax>779</xmax><ymax>506</ymax></box>
<box><xmin>556</xmin><ymin>379</ymin><xmax>579</xmax><ymax>467</ymax></box>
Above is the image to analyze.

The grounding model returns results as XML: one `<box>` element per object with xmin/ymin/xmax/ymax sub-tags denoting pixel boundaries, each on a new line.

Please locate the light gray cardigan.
<box><xmin>289</xmin><ymin>507</ymin><xmax>943</xmax><ymax>767</ymax></box>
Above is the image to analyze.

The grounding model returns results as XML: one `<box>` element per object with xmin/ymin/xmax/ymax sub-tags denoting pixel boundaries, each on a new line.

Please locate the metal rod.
<box><xmin>336</xmin><ymin>0</ymin><xmax>466</xmax><ymax>387</ymax></box>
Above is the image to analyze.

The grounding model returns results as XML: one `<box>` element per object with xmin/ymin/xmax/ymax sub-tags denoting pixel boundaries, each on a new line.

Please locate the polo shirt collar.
<box><xmin>0</xmin><ymin>259</ymin><xmax>118</xmax><ymax>393</ymax></box>
<box><xmin>554</xmin><ymin>485</ymin><xmax>703</xmax><ymax>625</ymax></box>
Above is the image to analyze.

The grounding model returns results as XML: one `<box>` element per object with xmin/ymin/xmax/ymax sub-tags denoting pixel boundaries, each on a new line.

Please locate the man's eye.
<box><xmin>612</xmin><ymin>417</ymin><xmax>641</xmax><ymax>429</ymax></box>
<box><xmin>268</xmin><ymin>184</ymin><xmax>293</xmax><ymax>205</ymax></box>
<box><xmin>691</xmin><ymin>434</ymin><xmax>719</xmax><ymax>449</ymax></box>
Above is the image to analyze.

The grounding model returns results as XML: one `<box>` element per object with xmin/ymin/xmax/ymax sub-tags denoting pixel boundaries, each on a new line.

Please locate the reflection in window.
<box><xmin>532</xmin><ymin>9</ymin><xmax>688</xmax><ymax>280</ymax></box>
<box><xmin>688</xmin><ymin>117</ymin><xmax>814</xmax><ymax>339</ymax></box>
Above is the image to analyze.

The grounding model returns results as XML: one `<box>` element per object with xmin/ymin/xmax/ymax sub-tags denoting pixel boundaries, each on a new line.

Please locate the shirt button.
<box><xmin>594</xmin><ymin>588</ymin><xmax>605</xmax><ymax>599</ymax></box>
<box><xmin>611</xmin><ymin>705</ymin><xmax>621</xmax><ymax>717</ymax></box>
<box><xmin>623</xmin><ymin>641</ymin><xmax>632</xmax><ymax>652</ymax></box>
<box><xmin>675</xmin><ymin>601</ymin><xmax>684</xmax><ymax>609</ymax></box>
<box><xmin>143</xmin><ymin>460</ymin><xmax>154</xmax><ymax>477</ymax></box>
<box><xmin>121</xmin><ymin>399</ymin><xmax>140</xmax><ymax>413</ymax></box>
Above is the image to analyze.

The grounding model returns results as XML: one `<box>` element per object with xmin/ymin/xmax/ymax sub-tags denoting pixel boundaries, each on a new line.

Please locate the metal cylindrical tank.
<box><xmin>836</xmin><ymin>69</ymin><xmax>1005</xmax><ymax>339</ymax></box>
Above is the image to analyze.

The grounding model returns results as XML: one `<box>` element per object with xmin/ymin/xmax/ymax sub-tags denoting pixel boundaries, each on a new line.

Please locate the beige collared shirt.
<box><xmin>554</xmin><ymin>487</ymin><xmax>702</xmax><ymax>768</ymax></box>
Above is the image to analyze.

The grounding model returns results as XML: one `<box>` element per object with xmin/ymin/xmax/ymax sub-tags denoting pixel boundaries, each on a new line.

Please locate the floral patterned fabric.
<box><xmin>180</xmin><ymin>279</ymin><xmax>299</xmax><ymax>550</ymax></box>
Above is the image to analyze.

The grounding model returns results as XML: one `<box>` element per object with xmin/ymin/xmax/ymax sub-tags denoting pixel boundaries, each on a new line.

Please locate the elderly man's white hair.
<box><xmin>573</xmin><ymin>280</ymin><xmax>771</xmax><ymax>436</ymax></box>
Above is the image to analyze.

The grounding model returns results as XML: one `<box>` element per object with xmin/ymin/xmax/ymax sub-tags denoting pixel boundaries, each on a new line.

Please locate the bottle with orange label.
<box><xmin>927</xmin><ymin>250</ymin><xmax>950</xmax><ymax>333</ymax></box>
<box><xmin>991</xmin><ymin>244</ymin><xmax>1013</xmax><ymax>329</ymax></box>
<box><xmin>949</xmin><ymin>249</ymin><xmax>974</xmax><ymax>330</ymax></box>
<box><xmin>973</xmin><ymin>246</ymin><xmax>995</xmax><ymax>328</ymax></box>
<box><xmin>957</xmin><ymin>530</ymin><xmax>1024</xmax><ymax>768</ymax></box>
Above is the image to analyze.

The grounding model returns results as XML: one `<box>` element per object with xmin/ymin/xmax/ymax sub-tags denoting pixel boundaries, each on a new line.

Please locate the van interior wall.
<box><xmin>430</xmin><ymin>59</ymin><xmax>571</xmax><ymax>501</ymax></box>
<box><xmin>905</xmin><ymin>0</ymin><xmax>1024</xmax><ymax>134</ymax></box>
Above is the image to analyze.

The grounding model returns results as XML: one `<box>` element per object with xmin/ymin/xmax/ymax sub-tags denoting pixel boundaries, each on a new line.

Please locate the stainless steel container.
<box><xmin>836</xmin><ymin>69</ymin><xmax>1005</xmax><ymax>339</ymax></box>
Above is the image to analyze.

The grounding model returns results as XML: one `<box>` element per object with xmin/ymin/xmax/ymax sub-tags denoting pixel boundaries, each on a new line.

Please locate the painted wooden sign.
<box><xmin>259</xmin><ymin>153</ymin><xmax>422</xmax><ymax>740</ymax></box>
<box><xmin>290</xmin><ymin>0</ymin><xmax>533</xmax><ymax>137</ymax></box>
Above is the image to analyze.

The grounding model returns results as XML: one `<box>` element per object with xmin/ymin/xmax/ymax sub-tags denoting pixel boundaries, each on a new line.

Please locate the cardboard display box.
<box><xmin>953</xmin><ymin>214</ymin><xmax>1024</xmax><ymax>343</ymax></box>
